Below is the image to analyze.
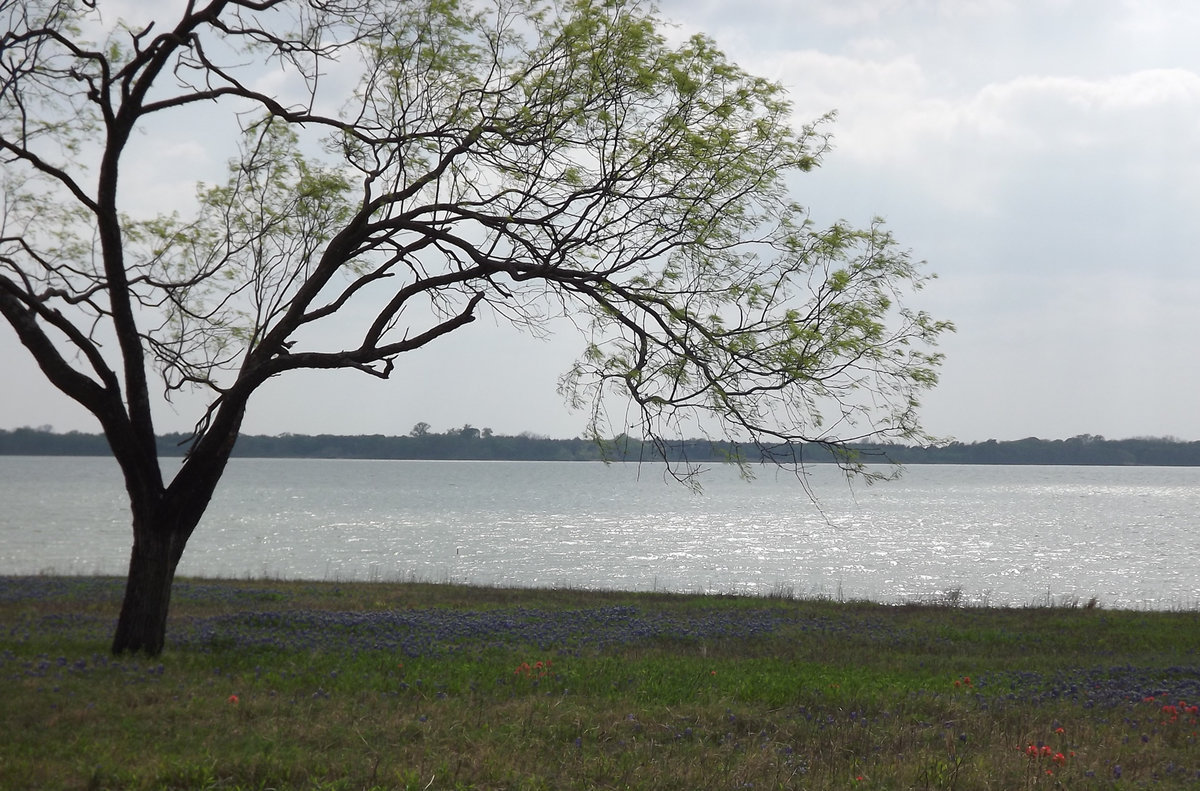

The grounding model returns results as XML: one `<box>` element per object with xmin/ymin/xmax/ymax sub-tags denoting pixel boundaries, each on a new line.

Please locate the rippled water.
<box><xmin>2</xmin><ymin>457</ymin><xmax>1198</xmax><ymax>608</ymax></box>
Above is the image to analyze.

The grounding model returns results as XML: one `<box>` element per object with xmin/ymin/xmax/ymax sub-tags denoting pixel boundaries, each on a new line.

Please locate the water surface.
<box><xmin>2</xmin><ymin>457</ymin><xmax>1196</xmax><ymax>608</ymax></box>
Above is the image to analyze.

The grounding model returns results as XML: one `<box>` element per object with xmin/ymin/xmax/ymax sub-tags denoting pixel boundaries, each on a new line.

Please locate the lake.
<box><xmin>1</xmin><ymin>457</ymin><xmax>1197</xmax><ymax>608</ymax></box>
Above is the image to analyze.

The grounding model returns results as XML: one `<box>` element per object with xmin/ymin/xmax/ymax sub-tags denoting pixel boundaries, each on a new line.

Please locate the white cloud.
<box><xmin>970</xmin><ymin>69</ymin><xmax>1200</xmax><ymax>144</ymax></box>
<box><xmin>949</xmin><ymin>69</ymin><xmax>1200</xmax><ymax>224</ymax></box>
<box><xmin>768</xmin><ymin>59</ymin><xmax>1200</xmax><ymax>224</ymax></box>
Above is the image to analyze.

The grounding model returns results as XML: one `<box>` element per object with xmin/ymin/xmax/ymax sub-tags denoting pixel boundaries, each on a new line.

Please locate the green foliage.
<box><xmin>128</xmin><ymin>118</ymin><xmax>355</xmax><ymax>390</ymax></box>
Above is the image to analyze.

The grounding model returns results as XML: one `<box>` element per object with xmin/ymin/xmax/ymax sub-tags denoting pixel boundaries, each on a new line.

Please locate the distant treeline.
<box><xmin>3</xmin><ymin>426</ymin><xmax>1200</xmax><ymax>466</ymax></box>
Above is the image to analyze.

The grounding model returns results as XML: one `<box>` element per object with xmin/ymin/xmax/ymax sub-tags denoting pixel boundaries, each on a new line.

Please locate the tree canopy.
<box><xmin>0</xmin><ymin>0</ymin><xmax>951</xmax><ymax>654</ymax></box>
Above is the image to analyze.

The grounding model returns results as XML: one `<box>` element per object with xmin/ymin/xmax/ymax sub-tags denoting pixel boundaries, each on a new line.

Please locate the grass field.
<box><xmin>2</xmin><ymin>576</ymin><xmax>1199</xmax><ymax>789</ymax></box>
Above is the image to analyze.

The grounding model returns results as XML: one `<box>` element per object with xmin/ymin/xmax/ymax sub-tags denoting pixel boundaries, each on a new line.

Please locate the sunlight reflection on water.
<box><xmin>2</xmin><ymin>457</ymin><xmax>1198</xmax><ymax>608</ymax></box>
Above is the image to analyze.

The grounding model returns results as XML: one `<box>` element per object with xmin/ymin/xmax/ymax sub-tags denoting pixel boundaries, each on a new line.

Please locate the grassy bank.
<box><xmin>2</xmin><ymin>576</ymin><xmax>1199</xmax><ymax>790</ymax></box>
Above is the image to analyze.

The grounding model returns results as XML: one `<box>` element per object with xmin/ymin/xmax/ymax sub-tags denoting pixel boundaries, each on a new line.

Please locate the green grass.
<box><xmin>2</xmin><ymin>576</ymin><xmax>1199</xmax><ymax>789</ymax></box>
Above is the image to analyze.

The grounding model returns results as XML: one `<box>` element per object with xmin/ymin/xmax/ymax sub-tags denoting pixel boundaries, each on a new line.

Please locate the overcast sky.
<box><xmin>4</xmin><ymin>0</ymin><xmax>1199</xmax><ymax>443</ymax></box>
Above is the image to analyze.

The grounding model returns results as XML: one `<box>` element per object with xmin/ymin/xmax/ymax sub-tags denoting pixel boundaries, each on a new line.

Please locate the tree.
<box><xmin>0</xmin><ymin>0</ymin><xmax>952</xmax><ymax>655</ymax></box>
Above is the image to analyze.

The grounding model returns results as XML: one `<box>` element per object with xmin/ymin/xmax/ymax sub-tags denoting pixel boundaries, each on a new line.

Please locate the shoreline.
<box><xmin>3</xmin><ymin>572</ymin><xmax>1191</xmax><ymax>613</ymax></box>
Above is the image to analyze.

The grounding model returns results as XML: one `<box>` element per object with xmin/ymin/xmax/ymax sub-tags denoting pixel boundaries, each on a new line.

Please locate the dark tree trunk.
<box><xmin>111</xmin><ymin>510</ymin><xmax>189</xmax><ymax>655</ymax></box>
<box><xmin>109</xmin><ymin>408</ymin><xmax>245</xmax><ymax>656</ymax></box>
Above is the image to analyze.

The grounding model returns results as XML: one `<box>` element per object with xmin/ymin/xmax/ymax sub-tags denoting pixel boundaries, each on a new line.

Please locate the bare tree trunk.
<box><xmin>111</xmin><ymin>509</ymin><xmax>189</xmax><ymax>656</ymax></box>
<box><xmin>109</xmin><ymin>407</ymin><xmax>245</xmax><ymax>655</ymax></box>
